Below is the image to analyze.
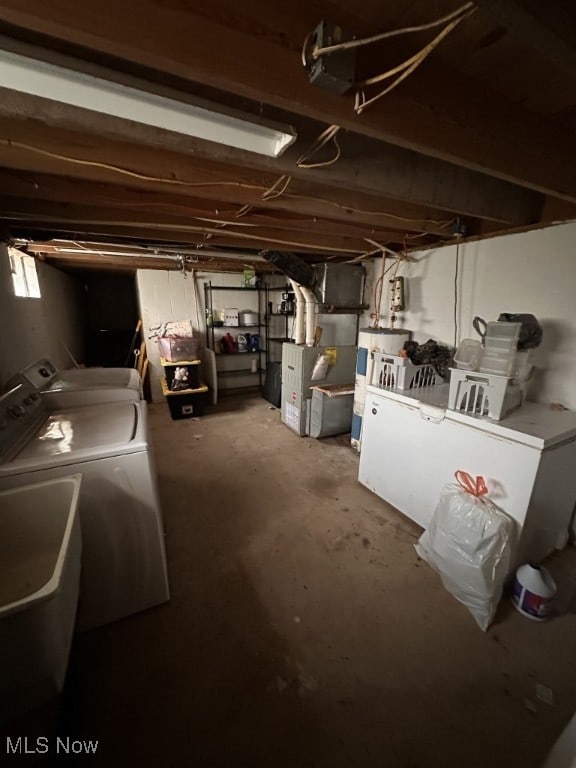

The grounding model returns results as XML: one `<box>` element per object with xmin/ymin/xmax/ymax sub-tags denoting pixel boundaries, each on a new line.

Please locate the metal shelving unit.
<box><xmin>265</xmin><ymin>285</ymin><xmax>294</xmax><ymax>365</ymax></box>
<box><xmin>204</xmin><ymin>281</ymin><xmax>266</xmax><ymax>392</ymax></box>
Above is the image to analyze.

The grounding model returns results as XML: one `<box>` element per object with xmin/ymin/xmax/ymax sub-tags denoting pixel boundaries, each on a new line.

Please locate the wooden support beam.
<box><xmin>0</xmin><ymin>169</ymin><xmax>438</xmax><ymax>244</ymax></box>
<box><xmin>0</xmin><ymin>88</ymin><xmax>542</xmax><ymax>225</ymax></box>
<box><xmin>0</xmin><ymin>197</ymin><xmax>371</xmax><ymax>255</ymax></box>
<box><xmin>0</xmin><ymin>119</ymin><xmax>460</xmax><ymax>236</ymax></box>
<box><xmin>34</xmin><ymin>249</ymin><xmax>278</xmax><ymax>273</ymax></box>
<box><xmin>0</xmin><ymin>1</ymin><xmax>572</xmax><ymax>200</ymax></box>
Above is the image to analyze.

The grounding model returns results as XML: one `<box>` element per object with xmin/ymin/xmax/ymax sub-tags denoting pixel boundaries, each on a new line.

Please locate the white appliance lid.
<box><xmin>366</xmin><ymin>384</ymin><xmax>576</xmax><ymax>450</ymax></box>
<box><xmin>447</xmin><ymin>401</ymin><xmax>576</xmax><ymax>450</ymax></box>
<box><xmin>57</xmin><ymin>367</ymin><xmax>140</xmax><ymax>390</ymax></box>
<box><xmin>4</xmin><ymin>402</ymin><xmax>146</xmax><ymax>472</ymax></box>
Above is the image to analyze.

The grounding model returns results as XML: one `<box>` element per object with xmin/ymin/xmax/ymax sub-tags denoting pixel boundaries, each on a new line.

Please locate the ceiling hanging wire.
<box><xmin>252</xmin><ymin>3</ymin><xmax>475</xmax><ymax>225</ymax></box>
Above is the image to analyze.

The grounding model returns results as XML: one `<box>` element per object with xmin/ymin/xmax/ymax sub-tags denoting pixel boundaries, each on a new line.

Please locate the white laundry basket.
<box><xmin>448</xmin><ymin>369</ymin><xmax>522</xmax><ymax>420</ymax></box>
<box><xmin>371</xmin><ymin>352</ymin><xmax>439</xmax><ymax>391</ymax></box>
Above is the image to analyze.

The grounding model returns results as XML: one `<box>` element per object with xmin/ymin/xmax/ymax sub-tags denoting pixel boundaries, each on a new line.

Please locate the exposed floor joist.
<box><xmin>0</xmin><ymin>88</ymin><xmax>544</xmax><ymax>226</ymax></box>
<box><xmin>0</xmin><ymin>1</ymin><xmax>574</xmax><ymax>269</ymax></box>
<box><xmin>0</xmin><ymin>0</ymin><xmax>573</xmax><ymax>200</ymax></box>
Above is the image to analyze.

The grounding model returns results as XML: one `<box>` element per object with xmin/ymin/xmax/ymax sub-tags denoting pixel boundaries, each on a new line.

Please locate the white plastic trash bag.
<box><xmin>415</xmin><ymin>471</ymin><xmax>516</xmax><ymax>631</ymax></box>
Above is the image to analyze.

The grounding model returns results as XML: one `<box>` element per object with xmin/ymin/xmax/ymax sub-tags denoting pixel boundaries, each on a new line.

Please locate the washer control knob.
<box><xmin>39</xmin><ymin>367</ymin><xmax>51</xmax><ymax>378</ymax></box>
<box><xmin>29</xmin><ymin>392</ymin><xmax>39</xmax><ymax>401</ymax></box>
<box><xmin>371</xmin><ymin>407</ymin><xmax>378</xmax><ymax>415</ymax></box>
<box><xmin>9</xmin><ymin>405</ymin><xmax>26</xmax><ymax>418</ymax></box>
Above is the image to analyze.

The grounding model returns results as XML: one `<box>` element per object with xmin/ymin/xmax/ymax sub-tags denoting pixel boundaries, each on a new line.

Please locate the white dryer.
<box><xmin>0</xmin><ymin>377</ymin><xmax>169</xmax><ymax>631</ymax></box>
<box><xmin>16</xmin><ymin>358</ymin><xmax>142</xmax><ymax>409</ymax></box>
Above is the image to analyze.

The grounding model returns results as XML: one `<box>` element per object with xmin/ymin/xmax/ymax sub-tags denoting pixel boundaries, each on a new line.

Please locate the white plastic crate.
<box><xmin>371</xmin><ymin>353</ymin><xmax>439</xmax><ymax>391</ymax></box>
<box><xmin>448</xmin><ymin>368</ymin><xmax>522</xmax><ymax>420</ymax></box>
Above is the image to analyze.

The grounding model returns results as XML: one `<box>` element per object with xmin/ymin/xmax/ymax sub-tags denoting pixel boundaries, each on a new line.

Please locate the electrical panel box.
<box><xmin>306</xmin><ymin>21</ymin><xmax>356</xmax><ymax>95</ymax></box>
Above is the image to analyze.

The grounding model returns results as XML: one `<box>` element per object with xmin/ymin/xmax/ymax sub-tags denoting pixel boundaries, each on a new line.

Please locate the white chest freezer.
<box><xmin>359</xmin><ymin>384</ymin><xmax>576</xmax><ymax>566</ymax></box>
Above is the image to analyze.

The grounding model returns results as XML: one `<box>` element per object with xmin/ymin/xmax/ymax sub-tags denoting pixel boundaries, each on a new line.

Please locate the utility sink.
<box><xmin>0</xmin><ymin>475</ymin><xmax>82</xmax><ymax>719</ymax></box>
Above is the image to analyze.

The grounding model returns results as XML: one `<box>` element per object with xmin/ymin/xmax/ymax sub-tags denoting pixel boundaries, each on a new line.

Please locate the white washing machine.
<box><xmin>0</xmin><ymin>377</ymin><xmax>169</xmax><ymax>631</ymax></box>
<box><xmin>14</xmin><ymin>358</ymin><xmax>142</xmax><ymax>409</ymax></box>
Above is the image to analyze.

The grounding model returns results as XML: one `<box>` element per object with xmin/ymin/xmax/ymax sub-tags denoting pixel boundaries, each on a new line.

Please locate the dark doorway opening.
<box><xmin>79</xmin><ymin>271</ymin><xmax>139</xmax><ymax>368</ymax></box>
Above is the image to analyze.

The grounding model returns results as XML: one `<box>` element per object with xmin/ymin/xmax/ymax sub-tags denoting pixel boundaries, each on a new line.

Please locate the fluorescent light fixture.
<box><xmin>0</xmin><ymin>49</ymin><xmax>297</xmax><ymax>157</ymax></box>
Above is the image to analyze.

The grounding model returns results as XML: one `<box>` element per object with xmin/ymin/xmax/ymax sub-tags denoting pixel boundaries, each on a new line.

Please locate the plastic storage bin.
<box><xmin>163</xmin><ymin>361</ymin><xmax>201</xmax><ymax>391</ymax></box>
<box><xmin>371</xmin><ymin>352</ymin><xmax>439</xmax><ymax>390</ymax></box>
<box><xmin>484</xmin><ymin>321</ymin><xmax>521</xmax><ymax>346</ymax></box>
<box><xmin>478</xmin><ymin>348</ymin><xmax>517</xmax><ymax>376</ymax></box>
<box><xmin>157</xmin><ymin>336</ymin><xmax>198</xmax><ymax>362</ymax></box>
<box><xmin>512</xmin><ymin>349</ymin><xmax>533</xmax><ymax>383</ymax></box>
<box><xmin>161</xmin><ymin>379</ymin><xmax>208</xmax><ymax>419</ymax></box>
<box><xmin>448</xmin><ymin>369</ymin><xmax>522</xmax><ymax>420</ymax></box>
<box><xmin>454</xmin><ymin>339</ymin><xmax>482</xmax><ymax>370</ymax></box>
<box><xmin>479</xmin><ymin>321</ymin><xmax>522</xmax><ymax>376</ymax></box>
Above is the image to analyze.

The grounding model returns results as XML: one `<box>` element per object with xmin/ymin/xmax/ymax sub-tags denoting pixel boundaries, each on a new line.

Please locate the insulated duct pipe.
<box><xmin>289</xmin><ymin>279</ymin><xmax>306</xmax><ymax>345</ymax></box>
<box><xmin>299</xmin><ymin>286</ymin><xmax>317</xmax><ymax>347</ymax></box>
<box><xmin>260</xmin><ymin>250</ymin><xmax>315</xmax><ymax>288</ymax></box>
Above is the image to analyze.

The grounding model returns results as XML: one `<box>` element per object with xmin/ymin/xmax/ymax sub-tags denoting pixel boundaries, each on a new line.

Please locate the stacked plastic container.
<box><xmin>449</xmin><ymin>320</ymin><xmax>527</xmax><ymax>420</ymax></box>
<box><xmin>478</xmin><ymin>321</ymin><xmax>521</xmax><ymax>376</ymax></box>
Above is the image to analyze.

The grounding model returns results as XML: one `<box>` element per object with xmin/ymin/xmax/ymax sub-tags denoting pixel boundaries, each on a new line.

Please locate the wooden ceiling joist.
<box><xmin>0</xmin><ymin>0</ymin><xmax>573</xmax><ymax>201</ymax></box>
<box><xmin>0</xmin><ymin>125</ymin><xmax>461</xmax><ymax>239</ymax></box>
<box><xmin>0</xmin><ymin>1</ymin><xmax>573</xmax><ymax>266</ymax></box>
<box><xmin>0</xmin><ymin>170</ymin><xmax>447</xmax><ymax>243</ymax></box>
<box><xmin>0</xmin><ymin>89</ymin><xmax>542</xmax><ymax>226</ymax></box>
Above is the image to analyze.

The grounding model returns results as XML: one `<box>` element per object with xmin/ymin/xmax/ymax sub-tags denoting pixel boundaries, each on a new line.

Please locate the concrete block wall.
<box><xmin>0</xmin><ymin>244</ymin><xmax>85</xmax><ymax>387</ymax></box>
<box><xmin>137</xmin><ymin>269</ymin><xmax>285</xmax><ymax>402</ymax></box>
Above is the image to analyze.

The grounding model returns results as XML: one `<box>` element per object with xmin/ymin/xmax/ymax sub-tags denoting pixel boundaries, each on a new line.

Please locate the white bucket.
<box><xmin>512</xmin><ymin>563</ymin><xmax>556</xmax><ymax>621</ymax></box>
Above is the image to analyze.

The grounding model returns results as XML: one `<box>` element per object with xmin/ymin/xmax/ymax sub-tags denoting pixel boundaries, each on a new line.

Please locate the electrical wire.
<box><xmin>2</xmin><ymin>137</ymin><xmax>456</xmax><ymax>230</ymax></box>
<box><xmin>2</xmin><ymin>211</ymin><xmax>363</xmax><ymax>254</ymax></box>
<box><xmin>261</xmin><ymin>174</ymin><xmax>292</xmax><ymax>201</ymax></box>
<box><xmin>309</xmin><ymin>2</ymin><xmax>476</xmax><ymax>59</ymax></box>
<box><xmin>354</xmin><ymin>8</ymin><xmax>476</xmax><ymax>114</ymax></box>
<box><xmin>296</xmin><ymin>124</ymin><xmax>342</xmax><ymax>169</ymax></box>
<box><xmin>0</xmin><ymin>139</ymin><xmax>257</xmax><ymax>190</ymax></box>
<box><xmin>235</xmin><ymin>204</ymin><xmax>256</xmax><ymax>218</ymax></box>
<box><xmin>454</xmin><ymin>241</ymin><xmax>460</xmax><ymax>348</ymax></box>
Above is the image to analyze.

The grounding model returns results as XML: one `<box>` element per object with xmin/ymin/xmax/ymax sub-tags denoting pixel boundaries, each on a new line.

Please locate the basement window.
<box><xmin>9</xmin><ymin>247</ymin><xmax>41</xmax><ymax>298</ymax></box>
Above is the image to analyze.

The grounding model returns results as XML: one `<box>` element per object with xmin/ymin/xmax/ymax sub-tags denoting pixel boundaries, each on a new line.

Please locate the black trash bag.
<box><xmin>497</xmin><ymin>313</ymin><xmax>543</xmax><ymax>349</ymax></box>
<box><xmin>403</xmin><ymin>339</ymin><xmax>453</xmax><ymax>381</ymax></box>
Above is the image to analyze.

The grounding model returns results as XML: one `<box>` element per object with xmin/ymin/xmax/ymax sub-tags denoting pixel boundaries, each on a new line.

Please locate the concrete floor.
<box><xmin>6</xmin><ymin>393</ymin><xmax>576</xmax><ymax>766</ymax></box>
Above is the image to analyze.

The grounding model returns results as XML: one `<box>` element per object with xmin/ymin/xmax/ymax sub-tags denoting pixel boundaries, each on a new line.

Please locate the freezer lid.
<box><xmin>5</xmin><ymin>402</ymin><xmax>146</xmax><ymax>471</ymax></box>
<box><xmin>366</xmin><ymin>384</ymin><xmax>576</xmax><ymax>450</ymax></box>
<box><xmin>447</xmin><ymin>401</ymin><xmax>576</xmax><ymax>449</ymax></box>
